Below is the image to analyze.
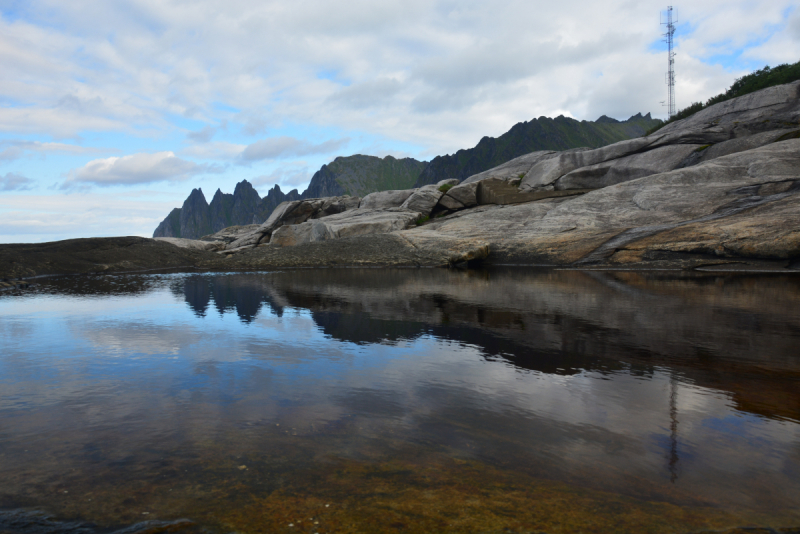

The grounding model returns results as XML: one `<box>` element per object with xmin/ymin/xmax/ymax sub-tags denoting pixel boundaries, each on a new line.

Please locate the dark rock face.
<box><xmin>414</xmin><ymin>113</ymin><xmax>660</xmax><ymax>187</ymax></box>
<box><xmin>179</xmin><ymin>188</ymin><xmax>212</xmax><ymax>240</ymax></box>
<box><xmin>230</xmin><ymin>180</ymin><xmax>262</xmax><ymax>226</ymax></box>
<box><xmin>303</xmin><ymin>164</ymin><xmax>347</xmax><ymax>198</ymax></box>
<box><xmin>209</xmin><ymin>189</ymin><xmax>234</xmax><ymax>233</ymax></box>
<box><xmin>153</xmin><ymin>155</ymin><xmax>425</xmax><ymax>238</ymax></box>
<box><xmin>153</xmin><ymin>208</ymin><xmax>181</xmax><ymax>238</ymax></box>
<box><xmin>154</xmin><ymin>181</ymin><xmax>302</xmax><ymax>239</ymax></box>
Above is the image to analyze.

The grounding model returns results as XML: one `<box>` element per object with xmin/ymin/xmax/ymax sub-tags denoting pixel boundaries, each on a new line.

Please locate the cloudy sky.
<box><xmin>1</xmin><ymin>0</ymin><xmax>798</xmax><ymax>242</ymax></box>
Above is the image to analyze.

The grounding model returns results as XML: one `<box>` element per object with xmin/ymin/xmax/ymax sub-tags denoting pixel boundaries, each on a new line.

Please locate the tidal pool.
<box><xmin>0</xmin><ymin>268</ymin><xmax>799</xmax><ymax>533</ymax></box>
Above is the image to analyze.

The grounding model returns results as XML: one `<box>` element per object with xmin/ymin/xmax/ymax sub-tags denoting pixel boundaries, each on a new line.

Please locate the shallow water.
<box><xmin>0</xmin><ymin>268</ymin><xmax>799</xmax><ymax>533</ymax></box>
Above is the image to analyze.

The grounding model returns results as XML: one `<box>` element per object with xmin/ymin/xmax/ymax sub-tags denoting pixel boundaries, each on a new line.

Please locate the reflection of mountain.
<box><xmin>174</xmin><ymin>268</ymin><xmax>800</xmax><ymax>423</ymax></box>
<box><xmin>178</xmin><ymin>274</ymin><xmax>285</xmax><ymax>323</ymax></box>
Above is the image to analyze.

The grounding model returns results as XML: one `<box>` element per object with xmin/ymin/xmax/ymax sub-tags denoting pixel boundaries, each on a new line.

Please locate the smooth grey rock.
<box><xmin>687</xmin><ymin>129</ymin><xmax>799</xmax><ymax>166</ymax></box>
<box><xmin>400</xmin><ymin>185</ymin><xmax>445</xmax><ymax>216</ymax></box>
<box><xmin>269</xmin><ymin>221</ymin><xmax>315</xmax><ymax>247</ymax></box>
<box><xmin>515</xmin><ymin>84</ymin><xmax>799</xmax><ymax>193</ymax></box>
<box><xmin>462</xmin><ymin>151</ymin><xmax>559</xmax><ymax>184</ymax></box>
<box><xmin>270</xmin><ymin>208</ymin><xmax>422</xmax><ymax>247</ymax></box>
<box><xmin>440</xmin><ymin>181</ymin><xmax>479</xmax><ymax>209</ymax></box>
<box><xmin>154</xmin><ymin>237</ymin><xmax>221</xmax><ymax>251</ymax></box>
<box><xmin>658</xmin><ymin>81</ymin><xmax>800</xmax><ymax>137</ymax></box>
<box><xmin>200</xmin><ymin>224</ymin><xmax>261</xmax><ymax>244</ymax></box>
<box><xmin>226</xmin><ymin>196</ymin><xmax>360</xmax><ymax>250</ymax></box>
<box><xmin>402</xmin><ymin>139</ymin><xmax>800</xmax><ymax>266</ymax></box>
<box><xmin>311</xmin><ymin>195</ymin><xmax>362</xmax><ymax>219</ymax></box>
<box><xmin>437</xmin><ymin>179</ymin><xmax>460</xmax><ymax>187</ymax></box>
<box><xmin>555</xmin><ymin>144</ymin><xmax>702</xmax><ymax>190</ymax></box>
<box><xmin>519</xmin><ymin>139</ymin><xmax>658</xmax><ymax>190</ymax></box>
<box><xmin>359</xmin><ymin>189</ymin><xmax>416</xmax><ymax>209</ymax></box>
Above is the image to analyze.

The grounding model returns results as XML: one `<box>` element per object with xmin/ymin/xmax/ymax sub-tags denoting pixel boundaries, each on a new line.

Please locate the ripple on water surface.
<box><xmin>0</xmin><ymin>268</ymin><xmax>799</xmax><ymax>533</ymax></box>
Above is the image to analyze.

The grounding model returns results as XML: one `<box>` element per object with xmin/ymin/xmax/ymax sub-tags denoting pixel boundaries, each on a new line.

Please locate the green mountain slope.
<box><xmin>415</xmin><ymin>113</ymin><xmax>661</xmax><ymax>186</ymax></box>
<box><xmin>303</xmin><ymin>155</ymin><xmax>428</xmax><ymax>198</ymax></box>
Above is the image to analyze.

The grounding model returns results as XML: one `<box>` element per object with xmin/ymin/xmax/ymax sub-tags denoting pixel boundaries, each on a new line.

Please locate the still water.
<box><xmin>0</xmin><ymin>268</ymin><xmax>799</xmax><ymax>533</ymax></box>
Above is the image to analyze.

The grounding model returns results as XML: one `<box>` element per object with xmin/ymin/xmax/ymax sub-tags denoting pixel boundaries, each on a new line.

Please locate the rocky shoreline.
<box><xmin>3</xmin><ymin>81</ymin><xmax>800</xmax><ymax>281</ymax></box>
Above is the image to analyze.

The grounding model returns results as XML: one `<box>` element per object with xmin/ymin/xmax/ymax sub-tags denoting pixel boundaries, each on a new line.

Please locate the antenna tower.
<box><xmin>662</xmin><ymin>6</ymin><xmax>677</xmax><ymax>118</ymax></box>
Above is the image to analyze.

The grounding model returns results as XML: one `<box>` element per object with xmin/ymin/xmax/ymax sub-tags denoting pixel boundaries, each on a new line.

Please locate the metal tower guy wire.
<box><xmin>662</xmin><ymin>6</ymin><xmax>677</xmax><ymax>118</ymax></box>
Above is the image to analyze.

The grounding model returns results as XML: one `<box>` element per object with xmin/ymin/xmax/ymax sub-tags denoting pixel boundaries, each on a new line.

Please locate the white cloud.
<box><xmin>186</xmin><ymin>125</ymin><xmax>217</xmax><ymax>143</ymax></box>
<box><xmin>66</xmin><ymin>151</ymin><xmax>221</xmax><ymax>187</ymax></box>
<box><xmin>240</xmin><ymin>136</ymin><xmax>350</xmax><ymax>162</ymax></box>
<box><xmin>0</xmin><ymin>140</ymin><xmax>113</xmax><ymax>161</ymax></box>
<box><xmin>0</xmin><ymin>172</ymin><xmax>34</xmax><ymax>191</ymax></box>
<box><xmin>0</xmin><ymin>191</ymin><xmax>181</xmax><ymax>242</ymax></box>
<box><xmin>3</xmin><ymin>0</ymin><xmax>796</xmax><ymax>151</ymax></box>
<box><xmin>251</xmin><ymin>165</ymin><xmax>312</xmax><ymax>190</ymax></box>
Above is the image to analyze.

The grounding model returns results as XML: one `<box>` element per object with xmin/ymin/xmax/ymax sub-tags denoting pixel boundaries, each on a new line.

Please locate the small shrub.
<box><xmin>438</xmin><ymin>183</ymin><xmax>454</xmax><ymax>193</ymax></box>
<box><xmin>415</xmin><ymin>215</ymin><xmax>430</xmax><ymax>226</ymax></box>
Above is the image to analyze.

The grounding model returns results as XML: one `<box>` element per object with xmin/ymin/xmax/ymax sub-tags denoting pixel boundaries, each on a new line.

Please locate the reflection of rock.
<box><xmin>250</xmin><ymin>268</ymin><xmax>800</xmax><ymax>422</ymax></box>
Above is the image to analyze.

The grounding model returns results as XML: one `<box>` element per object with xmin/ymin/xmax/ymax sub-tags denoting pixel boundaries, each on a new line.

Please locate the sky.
<box><xmin>1</xmin><ymin>0</ymin><xmax>798</xmax><ymax>243</ymax></box>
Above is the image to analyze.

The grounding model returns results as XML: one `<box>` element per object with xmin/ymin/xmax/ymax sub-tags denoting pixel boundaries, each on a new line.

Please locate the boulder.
<box><xmin>462</xmin><ymin>151</ymin><xmax>560</xmax><ymax>184</ymax></box>
<box><xmin>199</xmin><ymin>224</ymin><xmax>261</xmax><ymax>244</ymax></box>
<box><xmin>269</xmin><ymin>221</ymin><xmax>315</xmax><ymax>247</ymax></box>
<box><xmin>554</xmin><ymin>144</ymin><xmax>702</xmax><ymax>190</ymax></box>
<box><xmin>400</xmin><ymin>182</ymin><xmax>456</xmax><ymax>216</ymax></box>
<box><xmin>311</xmin><ymin>195</ymin><xmax>361</xmax><ymax>219</ymax></box>
<box><xmin>154</xmin><ymin>237</ymin><xmax>222</xmax><ymax>251</ymax></box>
<box><xmin>270</xmin><ymin>208</ymin><xmax>422</xmax><ymax>248</ymax></box>
<box><xmin>360</xmin><ymin>189</ymin><xmax>416</xmax><ymax>209</ymax></box>
<box><xmin>225</xmin><ymin>195</ymin><xmax>360</xmax><ymax>250</ymax></box>
<box><xmin>438</xmin><ymin>181</ymin><xmax>479</xmax><ymax>210</ymax></box>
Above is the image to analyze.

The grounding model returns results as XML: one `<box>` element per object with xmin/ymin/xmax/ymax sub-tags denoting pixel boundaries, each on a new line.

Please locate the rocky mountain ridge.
<box><xmin>154</xmin><ymin>113</ymin><xmax>658</xmax><ymax>239</ymax></box>
<box><xmin>153</xmin><ymin>155</ymin><xmax>425</xmax><ymax>239</ymax></box>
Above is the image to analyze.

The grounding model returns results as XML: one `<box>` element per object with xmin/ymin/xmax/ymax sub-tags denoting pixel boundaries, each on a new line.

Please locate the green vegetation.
<box><xmin>326</xmin><ymin>155</ymin><xmax>427</xmax><ymax>197</ymax></box>
<box><xmin>775</xmin><ymin>130</ymin><xmax>800</xmax><ymax>142</ymax></box>
<box><xmin>645</xmin><ymin>60</ymin><xmax>800</xmax><ymax>136</ymax></box>
<box><xmin>438</xmin><ymin>183</ymin><xmax>454</xmax><ymax>193</ymax></box>
<box><xmin>695</xmin><ymin>144</ymin><xmax>712</xmax><ymax>152</ymax></box>
<box><xmin>415</xmin><ymin>215</ymin><xmax>430</xmax><ymax>226</ymax></box>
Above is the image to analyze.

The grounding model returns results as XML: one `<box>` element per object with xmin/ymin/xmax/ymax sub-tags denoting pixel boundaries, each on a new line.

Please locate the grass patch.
<box><xmin>645</xmin><ymin>59</ymin><xmax>800</xmax><ymax>136</ymax></box>
<box><xmin>438</xmin><ymin>184</ymin><xmax>454</xmax><ymax>193</ymax></box>
<box><xmin>695</xmin><ymin>144</ymin><xmax>712</xmax><ymax>152</ymax></box>
<box><xmin>415</xmin><ymin>215</ymin><xmax>430</xmax><ymax>226</ymax></box>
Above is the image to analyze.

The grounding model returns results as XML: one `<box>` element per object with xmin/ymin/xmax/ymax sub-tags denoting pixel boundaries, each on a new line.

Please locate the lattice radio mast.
<box><xmin>662</xmin><ymin>6</ymin><xmax>677</xmax><ymax>118</ymax></box>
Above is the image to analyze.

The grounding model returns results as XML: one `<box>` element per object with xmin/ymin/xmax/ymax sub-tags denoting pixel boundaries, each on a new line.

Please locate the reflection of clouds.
<box><xmin>73</xmin><ymin>322</ymin><xmax>203</xmax><ymax>357</ymax></box>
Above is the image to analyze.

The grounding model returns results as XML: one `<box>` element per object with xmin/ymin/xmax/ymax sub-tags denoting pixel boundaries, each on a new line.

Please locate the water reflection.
<box><xmin>0</xmin><ymin>268</ymin><xmax>798</xmax><ymax>533</ymax></box>
<box><xmin>177</xmin><ymin>269</ymin><xmax>800</xmax><ymax>423</ymax></box>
